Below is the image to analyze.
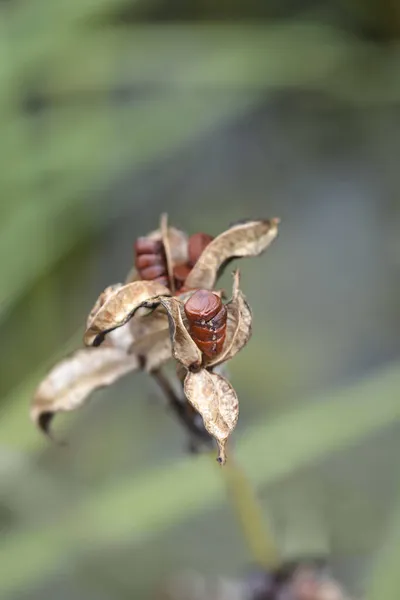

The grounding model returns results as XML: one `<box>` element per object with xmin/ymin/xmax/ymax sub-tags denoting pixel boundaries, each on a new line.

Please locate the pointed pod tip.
<box><xmin>83</xmin><ymin>329</ymin><xmax>102</xmax><ymax>347</ymax></box>
<box><xmin>160</xmin><ymin>213</ymin><xmax>169</xmax><ymax>229</ymax></box>
<box><xmin>231</xmin><ymin>268</ymin><xmax>241</xmax><ymax>282</ymax></box>
<box><xmin>217</xmin><ymin>443</ymin><xmax>227</xmax><ymax>465</ymax></box>
<box><xmin>35</xmin><ymin>412</ymin><xmax>68</xmax><ymax>447</ymax></box>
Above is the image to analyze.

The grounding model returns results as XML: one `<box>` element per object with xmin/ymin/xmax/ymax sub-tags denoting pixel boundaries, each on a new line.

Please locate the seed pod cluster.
<box><xmin>134</xmin><ymin>238</ymin><xmax>169</xmax><ymax>287</ymax></box>
<box><xmin>134</xmin><ymin>231</ymin><xmax>214</xmax><ymax>293</ymax></box>
<box><xmin>184</xmin><ymin>290</ymin><xmax>227</xmax><ymax>358</ymax></box>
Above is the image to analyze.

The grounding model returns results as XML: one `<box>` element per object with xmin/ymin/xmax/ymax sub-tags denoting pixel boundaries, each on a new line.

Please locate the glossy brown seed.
<box><xmin>195</xmin><ymin>335</ymin><xmax>226</xmax><ymax>357</ymax></box>
<box><xmin>184</xmin><ymin>290</ymin><xmax>227</xmax><ymax>358</ymax></box>
<box><xmin>208</xmin><ymin>305</ymin><xmax>227</xmax><ymax>329</ymax></box>
<box><xmin>135</xmin><ymin>253</ymin><xmax>164</xmax><ymax>269</ymax></box>
<box><xmin>173</xmin><ymin>263</ymin><xmax>192</xmax><ymax>290</ymax></box>
<box><xmin>140</xmin><ymin>264</ymin><xmax>167</xmax><ymax>280</ymax></box>
<box><xmin>188</xmin><ymin>232</ymin><xmax>214</xmax><ymax>267</ymax></box>
<box><xmin>134</xmin><ymin>238</ymin><xmax>163</xmax><ymax>255</ymax></box>
<box><xmin>134</xmin><ymin>236</ymin><xmax>170</xmax><ymax>287</ymax></box>
<box><xmin>184</xmin><ymin>290</ymin><xmax>222</xmax><ymax>322</ymax></box>
<box><xmin>190</xmin><ymin>322</ymin><xmax>226</xmax><ymax>342</ymax></box>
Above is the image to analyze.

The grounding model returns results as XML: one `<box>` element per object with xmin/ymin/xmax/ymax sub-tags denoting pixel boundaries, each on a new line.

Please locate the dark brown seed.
<box><xmin>173</xmin><ymin>263</ymin><xmax>192</xmax><ymax>284</ymax></box>
<box><xmin>189</xmin><ymin>322</ymin><xmax>226</xmax><ymax>342</ymax></box>
<box><xmin>135</xmin><ymin>253</ymin><xmax>165</xmax><ymax>269</ymax></box>
<box><xmin>208</xmin><ymin>305</ymin><xmax>228</xmax><ymax>329</ymax></box>
<box><xmin>140</xmin><ymin>264</ymin><xmax>167</xmax><ymax>280</ymax></box>
<box><xmin>195</xmin><ymin>335</ymin><xmax>226</xmax><ymax>357</ymax></box>
<box><xmin>184</xmin><ymin>290</ymin><xmax>222</xmax><ymax>322</ymax></box>
<box><xmin>188</xmin><ymin>232</ymin><xmax>214</xmax><ymax>267</ymax></box>
<box><xmin>134</xmin><ymin>238</ymin><xmax>163</xmax><ymax>255</ymax></box>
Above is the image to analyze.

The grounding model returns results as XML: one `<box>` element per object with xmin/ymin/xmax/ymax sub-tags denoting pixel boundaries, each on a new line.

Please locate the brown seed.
<box><xmin>189</xmin><ymin>322</ymin><xmax>226</xmax><ymax>342</ymax></box>
<box><xmin>135</xmin><ymin>253</ymin><xmax>165</xmax><ymax>269</ymax></box>
<box><xmin>188</xmin><ymin>232</ymin><xmax>214</xmax><ymax>267</ymax></box>
<box><xmin>173</xmin><ymin>263</ymin><xmax>192</xmax><ymax>289</ymax></box>
<box><xmin>141</xmin><ymin>264</ymin><xmax>167</xmax><ymax>280</ymax></box>
<box><xmin>184</xmin><ymin>290</ymin><xmax>222</xmax><ymax>322</ymax></box>
<box><xmin>134</xmin><ymin>237</ymin><xmax>163</xmax><ymax>255</ymax></box>
<box><xmin>195</xmin><ymin>335</ymin><xmax>226</xmax><ymax>357</ymax></box>
<box><xmin>208</xmin><ymin>305</ymin><xmax>228</xmax><ymax>329</ymax></box>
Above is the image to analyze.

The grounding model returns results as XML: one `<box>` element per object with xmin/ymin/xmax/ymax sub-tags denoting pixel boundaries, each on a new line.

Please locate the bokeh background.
<box><xmin>2</xmin><ymin>0</ymin><xmax>400</xmax><ymax>598</ymax></box>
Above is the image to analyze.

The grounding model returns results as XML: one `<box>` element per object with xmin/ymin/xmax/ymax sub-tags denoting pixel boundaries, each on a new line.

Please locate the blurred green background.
<box><xmin>2</xmin><ymin>0</ymin><xmax>400</xmax><ymax>598</ymax></box>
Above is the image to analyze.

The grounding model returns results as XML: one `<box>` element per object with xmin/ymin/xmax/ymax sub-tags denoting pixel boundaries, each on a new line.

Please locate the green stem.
<box><xmin>152</xmin><ymin>368</ymin><xmax>280</xmax><ymax>568</ymax></box>
<box><xmin>221</xmin><ymin>449</ymin><xmax>281</xmax><ymax>570</ymax></box>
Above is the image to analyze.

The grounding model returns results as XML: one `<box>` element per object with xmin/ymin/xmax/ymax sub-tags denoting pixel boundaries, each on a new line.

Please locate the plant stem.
<box><xmin>221</xmin><ymin>449</ymin><xmax>281</xmax><ymax>570</ymax></box>
<box><xmin>151</xmin><ymin>368</ymin><xmax>280</xmax><ymax>570</ymax></box>
<box><xmin>150</xmin><ymin>367</ymin><xmax>212</xmax><ymax>450</ymax></box>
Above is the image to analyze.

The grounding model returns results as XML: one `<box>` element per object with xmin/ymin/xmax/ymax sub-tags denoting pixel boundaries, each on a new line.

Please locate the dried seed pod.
<box><xmin>31</xmin><ymin>348</ymin><xmax>140</xmax><ymax>436</ymax></box>
<box><xmin>84</xmin><ymin>280</ymin><xmax>171</xmax><ymax>347</ymax></box>
<box><xmin>184</xmin><ymin>369</ymin><xmax>239</xmax><ymax>464</ymax></box>
<box><xmin>205</xmin><ymin>270</ymin><xmax>252</xmax><ymax>368</ymax></box>
<box><xmin>184</xmin><ymin>219</ymin><xmax>279</xmax><ymax>290</ymax></box>
<box><xmin>134</xmin><ymin>237</ymin><xmax>169</xmax><ymax>287</ymax></box>
<box><xmin>159</xmin><ymin>297</ymin><xmax>203</xmax><ymax>371</ymax></box>
<box><xmin>188</xmin><ymin>232</ymin><xmax>214</xmax><ymax>267</ymax></box>
<box><xmin>184</xmin><ymin>290</ymin><xmax>227</xmax><ymax>358</ymax></box>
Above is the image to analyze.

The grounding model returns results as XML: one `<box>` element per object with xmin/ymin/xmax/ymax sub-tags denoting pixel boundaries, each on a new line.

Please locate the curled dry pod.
<box><xmin>184</xmin><ymin>290</ymin><xmax>227</xmax><ymax>358</ymax></box>
<box><xmin>205</xmin><ymin>270</ymin><xmax>252</xmax><ymax>368</ymax></box>
<box><xmin>184</xmin><ymin>218</ymin><xmax>279</xmax><ymax>290</ymax></box>
<box><xmin>31</xmin><ymin>347</ymin><xmax>140</xmax><ymax>436</ymax></box>
<box><xmin>86</xmin><ymin>284</ymin><xmax>136</xmax><ymax>351</ymax></box>
<box><xmin>84</xmin><ymin>280</ymin><xmax>171</xmax><ymax>347</ymax></box>
<box><xmin>184</xmin><ymin>369</ymin><xmax>239</xmax><ymax>464</ymax></box>
<box><xmin>159</xmin><ymin>297</ymin><xmax>203</xmax><ymax>371</ymax></box>
<box><xmin>187</xmin><ymin>232</ymin><xmax>214</xmax><ymax>267</ymax></box>
<box><xmin>129</xmin><ymin>305</ymin><xmax>172</xmax><ymax>372</ymax></box>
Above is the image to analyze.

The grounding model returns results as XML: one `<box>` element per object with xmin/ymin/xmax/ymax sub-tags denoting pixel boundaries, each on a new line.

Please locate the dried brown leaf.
<box><xmin>142</xmin><ymin>336</ymin><xmax>172</xmax><ymax>372</ymax></box>
<box><xmin>105</xmin><ymin>323</ymin><xmax>136</xmax><ymax>352</ymax></box>
<box><xmin>160</xmin><ymin>213</ymin><xmax>175</xmax><ymax>293</ymax></box>
<box><xmin>84</xmin><ymin>280</ymin><xmax>171</xmax><ymax>347</ymax></box>
<box><xmin>129</xmin><ymin>306</ymin><xmax>171</xmax><ymax>372</ymax></box>
<box><xmin>159</xmin><ymin>297</ymin><xmax>202</xmax><ymax>371</ymax></box>
<box><xmin>124</xmin><ymin>266</ymin><xmax>138</xmax><ymax>284</ymax></box>
<box><xmin>184</xmin><ymin>218</ymin><xmax>279</xmax><ymax>290</ymax></box>
<box><xmin>86</xmin><ymin>284</ymin><xmax>121</xmax><ymax>330</ymax></box>
<box><xmin>206</xmin><ymin>270</ymin><xmax>252</xmax><ymax>368</ymax></box>
<box><xmin>85</xmin><ymin>284</ymin><xmax>137</xmax><ymax>351</ymax></box>
<box><xmin>184</xmin><ymin>370</ymin><xmax>239</xmax><ymax>464</ymax></box>
<box><xmin>31</xmin><ymin>347</ymin><xmax>139</xmax><ymax>436</ymax></box>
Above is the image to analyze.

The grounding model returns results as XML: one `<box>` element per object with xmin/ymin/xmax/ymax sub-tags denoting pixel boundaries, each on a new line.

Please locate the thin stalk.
<box><xmin>150</xmin><ymin>367</ymin><xmax>211</xmax><ymax>451</ymax></box>
<box><xmin>221</xmin><ymin>449</ymin><xmax>280</xmax><ymax>570</ymax></box>
<box><xmin>151</xmin><ymin>367</ymin><xmax>280</xmax><ymax>569</ymax></box>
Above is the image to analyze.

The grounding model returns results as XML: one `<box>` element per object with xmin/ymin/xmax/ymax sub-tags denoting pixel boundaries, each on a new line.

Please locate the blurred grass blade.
<box><xmin>0</xmin><ymin>91</ymin><xmax>260</xmax><ymax>320</ymax></box>
<box><xmin>1</xmin><ymin>361</ymin><xmax>400</xmax><ymax>594</ymax></box>
<box><xmin>368</xmin><ymin>493</ymin><xmax>400</xmax><ymax>600</ymax></box>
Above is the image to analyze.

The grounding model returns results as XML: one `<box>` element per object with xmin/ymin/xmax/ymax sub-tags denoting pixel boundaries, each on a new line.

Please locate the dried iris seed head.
<box><xmin>30</xmin><ymin>215</ymin><xmax>279</xmax><ymax>463</ymax></box>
